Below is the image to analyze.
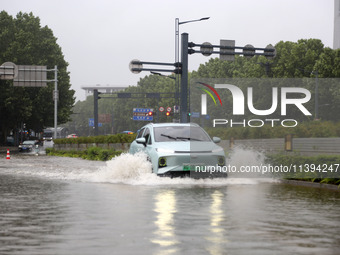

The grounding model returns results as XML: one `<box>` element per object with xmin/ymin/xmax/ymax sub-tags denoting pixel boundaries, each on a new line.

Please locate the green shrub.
<box><xmin>94</xmin><ymin>135</ymin><xmax>107</xmax><ymax>144</ymax></box>
<box><xmin>46</xmin><ymin>147</ymin><xmax>123</xmax><ymax>161</ymax></box>
<box><xmin>54</xmin><ymin>133</ymin><xmax>136</xmax><ymax>145</ymax></box>
<box><xmin>86</xmin><ymin>146</ymin><xmax>102</xmax><ymax>160</ymax></box>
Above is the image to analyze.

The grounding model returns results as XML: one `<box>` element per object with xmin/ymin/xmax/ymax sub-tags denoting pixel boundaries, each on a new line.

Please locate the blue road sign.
<box><xmin>133</xmin><ymin>116</ymin><xmax>153</xmax><ymax>121</ymax></box>
<box><xmin>133</xmin><ymin>108</ymin><xmax>153</xmax><ymax>121</ymax></box>
<box><xmin>89</xmin><ymin>118</ymin><xmax>102</xmax><ymax>127</ymax></box>
<box><xmin>133</xmin><ymin>108</ymin><xmax>153</xmax><ymax>113</ymax></box>
<box><xmin>89</xmin><ymin>118</ymin><xmax>94</xmax><ymax>127</ymax></box>
<box><xmin>191</xmin><ymin>112</ymin><xmax>200</xmax><ymax>118</ymax></box>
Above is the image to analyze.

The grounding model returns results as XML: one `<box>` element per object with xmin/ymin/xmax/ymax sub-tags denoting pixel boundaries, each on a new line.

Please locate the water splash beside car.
<box><xmin>2</xmin><ymin>147</ymin><xmax>276</xmax><ymax>186</ymax></box>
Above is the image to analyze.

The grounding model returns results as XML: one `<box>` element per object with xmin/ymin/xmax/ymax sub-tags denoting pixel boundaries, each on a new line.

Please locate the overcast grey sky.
<box><xmin>3</xmin><ymin>0</ymin><xmax>334</xmax><ymax>101</ymax></box>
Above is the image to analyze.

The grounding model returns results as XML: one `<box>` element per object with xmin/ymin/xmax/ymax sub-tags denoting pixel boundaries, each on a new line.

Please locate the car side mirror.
<box><xmin>212</xmin><ymin>137</ymin><xmax>221</xmax><ymax>143</ymax></box>
<box><xmin>136</xmin><ymin>137</ymin><xmax>146</xmax><ymax>144</ymax></box>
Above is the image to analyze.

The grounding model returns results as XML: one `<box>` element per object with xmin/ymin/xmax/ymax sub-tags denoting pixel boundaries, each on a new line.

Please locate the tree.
<box><xmin>0</xmin><ymin>11</ymin><xmax>75</xmax><ymax>144</ymax></box>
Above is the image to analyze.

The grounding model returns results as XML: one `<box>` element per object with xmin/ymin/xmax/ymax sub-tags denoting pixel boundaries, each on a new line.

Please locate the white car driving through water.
<box><xmin>129</xmin><ymin>123</ymin><xmax>227</xmax><ymax>178</ymax></box>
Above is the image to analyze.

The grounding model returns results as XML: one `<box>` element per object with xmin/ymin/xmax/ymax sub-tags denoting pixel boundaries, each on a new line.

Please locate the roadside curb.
<box><xmin>280</xmin><ymin>179</ymin><xmax>340</xmax><ymax>191</ymax></box>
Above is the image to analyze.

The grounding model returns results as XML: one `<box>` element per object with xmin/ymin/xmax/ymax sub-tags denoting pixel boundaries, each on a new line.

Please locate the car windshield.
<box><xmin>23</xmin><ymin>140</ymin><xmax>35</xmax><ymax>145</ymax></box>
<box><xmin>154</xmin><ymin>126</ymin><xmax>211</xmax><ymax>142</ymax></box>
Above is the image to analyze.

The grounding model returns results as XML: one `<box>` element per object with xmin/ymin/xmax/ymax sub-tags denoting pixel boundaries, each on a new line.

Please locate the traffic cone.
<box><xmin>6</xmin><ymin>149</ymin><xmax>10</xmax><ymax>160</ymax></box>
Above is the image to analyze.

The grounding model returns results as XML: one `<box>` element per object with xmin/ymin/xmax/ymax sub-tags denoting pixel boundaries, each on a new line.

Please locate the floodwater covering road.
<box><xmin>0</xmin><ymin>148</ymin><xmax>339</xmax><ymax>255</ymax></box>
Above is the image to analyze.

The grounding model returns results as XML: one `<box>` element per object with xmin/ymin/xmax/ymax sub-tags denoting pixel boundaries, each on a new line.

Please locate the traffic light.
<box><xmin>148</xmin><ymin>111</ymin><xmax>153</xmax><ymax>116</ymax></box>
<box><xmin>166</xmin><ymin>111</ymin><xmax>171</xmax><ymax>116</ymax></box>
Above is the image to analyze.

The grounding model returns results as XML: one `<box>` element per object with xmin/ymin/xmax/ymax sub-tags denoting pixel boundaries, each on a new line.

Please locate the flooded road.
<box><xmin>0</xmin><ymin>151</ymin><xmax>340</xmax><ymax>255</ymax></box>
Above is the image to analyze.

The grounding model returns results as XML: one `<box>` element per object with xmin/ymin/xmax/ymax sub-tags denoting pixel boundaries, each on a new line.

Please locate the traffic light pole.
<box><xmin>94</xmin><ymin>89</ymin><xmax>99</xmax><ymax>136</ymax></box>
<box><xmin>130</xmin><ymin>31</ymin><xmax>275</xmax><ymax>125</ymax></box>
<box><xmin>180</xmin><ymin>33</ymin><xmax>189</xmax><ymax>123</ymax></box>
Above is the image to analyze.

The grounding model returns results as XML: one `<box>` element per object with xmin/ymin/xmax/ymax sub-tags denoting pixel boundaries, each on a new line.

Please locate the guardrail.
<box><xmin>222</xmin><ymin>138</ymin><xmax>340</xmax><ymax>156</ymax></box>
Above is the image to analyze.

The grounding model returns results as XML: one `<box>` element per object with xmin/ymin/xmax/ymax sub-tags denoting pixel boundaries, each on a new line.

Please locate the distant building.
<box><xmin>81</xmin><ymin>84</ymin><xmax>131</xmax><ymax>98</ymax></box>
<box><xmin>334</xmin><ymin>0</ymin><xmax>340</xmax><ymax>49</ymax></box>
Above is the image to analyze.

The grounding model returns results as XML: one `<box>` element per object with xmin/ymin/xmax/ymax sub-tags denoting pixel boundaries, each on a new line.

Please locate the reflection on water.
<box><xmin>151</xmin><ymin>188</ymin><xmax>231</xmax><ymax>255</ymax></box>
<box><xmin>151</xmin><ymin>190</ymin><xmax>178</xmax><ymax>255</ymax></box>
<box><xmin>206</xmin><ymin>190</ymin><xmax>227</xmax><ymax>255</ymax></box>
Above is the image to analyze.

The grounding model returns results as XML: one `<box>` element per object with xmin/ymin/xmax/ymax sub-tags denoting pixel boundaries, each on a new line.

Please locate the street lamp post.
<box><xmin>53</xmin><ymin>65</ymin><xmax>58</xmax><ymax>139</ymax></box>
<box><xmin>175</xmin><ymin>17</ymin><xmax>210</xmax><ymax>122</ymax></box>
<box><xmin>175</xmin><ymin>17</ymin><xmax>210</xmax><ymax>63</ymax></box>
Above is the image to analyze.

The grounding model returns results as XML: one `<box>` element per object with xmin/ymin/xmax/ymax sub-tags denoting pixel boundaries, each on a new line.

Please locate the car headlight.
<box><xmin>156</xmin><ymin>148</ymin><xmax>175</xmax><ymax>154</ymax></box>
<box><xmin>218</xmin><ymin>156</ymin><xmax>225</xmax><ymax>166</ymax></box>
<box><xmin>158</xmin><ymin>157</ymin><xmax>167</xmax><ymax>168</ymax></box>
